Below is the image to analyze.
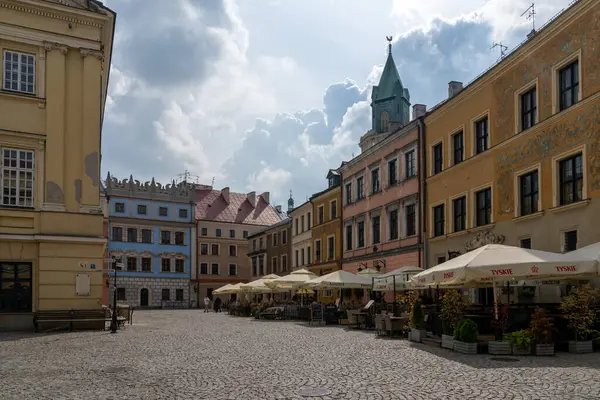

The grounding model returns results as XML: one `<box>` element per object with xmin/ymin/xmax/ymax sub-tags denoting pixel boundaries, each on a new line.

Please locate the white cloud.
<box><xmin>246</xmin><ymin>162</ymin><xmax>292</xmax><ymax>198</ymax></box>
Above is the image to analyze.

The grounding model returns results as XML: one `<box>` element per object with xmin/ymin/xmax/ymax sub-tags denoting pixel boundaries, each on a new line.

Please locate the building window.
<box><xmin>126</xmin><ymin>257</ymin><xmax>137</xmax><ymax>272</ymax></box>
<box><xmin>357</xmin><ymin>221</ymin><xmax>365</xmax><ymax>248</ymax></box>
<box><xmin>371</xmin><ymin>215</ymin><xmax>381</xmax><ymax>245</ymax></box>
<box><xmin>295</xmin><ymin>250</ymin><xmax>299</xmax><ymax>268</ymax></box>
<box><xmin>371</xmin><ymin>168</ymin><xmax>380</xmax><ymax>194</ymax></box>
<box><xmin>200</xmin><ymin>263</ymin><xmax>208</xmax><ymax>275</ymax></box>
<box><xmin>318</xmin><ymin>205</ymin><xmax>324</xmax><ymax>224</ymax></box>
<box><xmin>356</xmin><ymin>176</ymin><xmax>364</xmax><ymax>200</ymax></box>
<box><xmin>306</xmin><ymin>246</ymin><xmax>311</xmax><ymax>265</ymax></box>
<box><xmin>243</xmin><ymin>230</ymin><xmax>249</xmax><ymax>238</ymax></box>
<box><xmin>252</xmin><ymin>258</ymin><xmax>258</xmax><ymax>276</ymax></box>
<box><xmin>327</xmin><ymin>236</ymin><xmax>335</xmax><ymax>260</ymax></box>
<box><xmin>452</xmin><ymin>196</ymin><xmax>466</xmax><ymax>232</ymax></box>
<box><xmin>175</xmin><ymin>289</ymin><xmax>184</xmax><ymax>301</ymax></box>
<box><xmin>253</xmin><ymin>239</ymin><xmax>257</xmax><ymax>251</ymax></box>
<box><xmin>300</xmin><ymin>216</ymin><xmax>305</xmax><ymax>232</ymax></box>
<box><xmin>559</xmin><ymin>61</ymin><xmax>579</xmax><ymax>111</ymax></box>
<box><xmin>436</xmin><ymin>256</ymin><xmax>446</xmax><ymax>265</ymax></box>
<box><xmin>345</xmin><ymin>225</ymin><xmax>353</xmax><ymax>251</ymax></box>
<box><xmin>281</xmin><ymin>255</ymin><xmax>287</xmax><ymax>272</ymax></box>
<box><xmin>211</xmin><ymin>244</ymin><xmax>219</xmax><ymax>255</ymax></box>
<box><xmin>127</xmin><ymin>228</ymin><xmax>137</xmax><ymax>243</ymax></box>
<box><xmin>344</xmin><ymin>182</ymin><xmax>352</xmax><ymax>205</ymax></box>
<box><xmin>475</xmin><ymin>117</ymin><xmax>489</xmax><ymax>154</ymax></box>
<box><xmin>112</xmin><ymin>227</ymin><xmax>123</xmax><ymax>241</ymax></box>
<box><xmin>475</xmin><ymin>188</ymin><xmax>492</xmax><ymax>226</ymax></box>
<box><xmin>294</xmin><ymin>219</ymin><xmax>299</xmax><ymax>235</ymax></box>
<box><xmin>159</xmin><ymin>206</ymin><xmax>168</xmax><ymax>217</ymax></box>
<box><xmin>273</xmin><ymin>233</ymin><xmax>278</xmax><ymax>246</ymax></box>
<box><xmin>563</xmin><ymin>230</ymin><xmax>577</xmax><ymax>252</ymax></box>
<box><xmin>388</xmin><ymin>158</ymin><xmax>398</xmax><ymax>185</ymax></box>
<box><xmin>216</xmin><ymin>229</ymin><xmax>222</xmax><ymax>237</ymax></box>
<box><xmin>161</xmin><ymin>289</ymin><xmax>170</xmax><ymax>301</ymax></box>
<box><xmin>229</xmin><ymin>264</ymin><xmax>237</xmax><ymax>276</ymax></box>
<box><xmin>271</xmin><ymin>257</ymin><xmax>277</xmax><ymax>274</ymax></box>
<box><xmin>519</xmin><ymin>170</ymin><xmax>539</xmax><ymax>216</ymax></box>
<box><xmin>559</xmin><ymin>153</ymin><xmax>583</xmax><ymax>206</ymax></box>
<box><xmin>433</xmin><ymin>143</ymin><xmax>443</xmax><ymax>174</ymax></box>
<box><xmin>259</xmin><ymin>237</ymin><xmax>264</xmax><ymax>248</ymax></box>
<box><xmin>211</xmin><ymin>263</ymin><xmax>219</xmax><ymax>275</ymax></box>
<box><xmin>141</xmin><ymin>258</ymin><xmax>152</xmax><ymax>272</ymax></box>
<box><xmin>405</xmin><ymin>150</ymin><xmax>416</xmax><ymax>178</ymax></box>
<box><xmin>160</xmin><ymin>231</ymin><xmax>171</xmax><ymax>244</ymax></box>
<box><xmin>330</xmin><ymin>200</ymin><xmax>337</xmax><ymax>219</ymax></box>
<box><xmin>282</xmin><ymin>230</ymin><xmax>287</xmax><ymax>244</ymax></box>
<box><xmin>200</xmin><ymin>244</ymin><xmax>208</xmax><ymax>255</ymax></box>
<box><xmin>115</xmin><ymin>202</ymin><xmax>125</xmax><ymax>213</ymax></box>
<box><xmin>117</xmin><ymin>288</ymin><xmax>126</xmax><ymax>301</ymax></box>
<box><xmin>520</xmin><ymin>238</ymin><xmax>532</xmax><ymax>249</ymax></box>
<box><xmin>301</xmin><ymin>248</ymin><xmax>305</xmax><ymax>265</ymax></box>
<box><xmin>380</xmin><ymin>111</ymin><xmax>390</xmax><ymax>132</ymax></box>
<box><xmin>229</xmin><ymin>245</ymin><xmax>237</xmax><ymax>257</ymax></box>
<box><xmin>307</xmin><ymin>212</ymin><xmax>311</xmax><ymax>229</ymax></box>
<box><xmin>175</xmin><ymin>231</ymin><xmax>185</xmax><ymax>245</ymax></box>
<box><xmin>141</xmin><ymin>229</ymin><xmax>152</xmax><ymax>244</ymax></box>
<box><xmin>137</xmin><ymin>204</ymin><xmax>147</xmax><ymax>215</ymax></box>
<box><xmin>521</xmin><ymin>88</ymin><xmax>537</xmax><ymax>130</ymax></box>
<box><xmin>175</xmin><ymin>259</ymin><xmax>184</xmax><ymax>273</ymax></box>
<box><xmin>389</xmin><ymin>209</ymin><xmax>399</xmax><ymax>240</ymax></box>
<box><xmin>179</xmin><ymin>209</ymin><xmax>188</xmax><ymax>218</ymax></box>
<box><xmin>315</xmin><ymin>239</ymin><xmax>321</xmax><ymax>262</ymax></box>
<box><xmin>161</xmin><ymin>258</ymin><xmax>171</xmax><ymax>272</ymax></box>
<box><xmin>1</xmin><ymin>148</ymin><xmax>34</xmax><ymax>207</ymax></box>
<box><xmin>2</xmin><ymin>51</ymin><xmax>35</xmax><ymax>94</ymax></box>
<box><xmin>405</xmin><ymin>204</ymin><xmax>416</xmax><ymax>237</ymax></box>
<box><xmin>433</xmin><ymin>204</ymin><xmax>445</xmax><ymax>237</ymax></box>
<box><xmin>453</xmin><ymin>131</ymin><xmax>464</xmax><ymax>165</ymax></box>
<box><xmin>201</xmin><ymin>228</ymin><xmax>207</xmax><ymax>236</ymax></box>
<box><xmin>259</xmin><ymin>256</ymin><xmax>265</xmax><ymax>275</ymax></box>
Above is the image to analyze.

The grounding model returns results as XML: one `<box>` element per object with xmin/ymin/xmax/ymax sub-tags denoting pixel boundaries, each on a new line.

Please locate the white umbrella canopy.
<box><xmin>372</xmin><ymin>267</ymin><xmax>424</xmax><ymax>291</ymax></box>
<box><xmin>240</xmin><ymin>274</ymin><xmax>281</xmax><ymax>293</ymax></box>
<box><xmin>357</xmin><ymin>268</ymin><xmax>381</xmax><ymax>276</ymax></box>
<box><xmin>411</xmin><ymin>244</ymin><xmax>597</xmax><ymax>286</ymax></box>
<box><xmin>561</xmin><ymin>241</ymin><xmax>600</xmax><ymax>269</ymax></box>
<box><xmin>219</xmin><ymin>283</ymin><xmax>244</xmax><ymax>294</ymax></box>
<box><xmin>213</xmin><ymin>284</ymin><xmax>234</xmax><ymax>294</ymax></box>
<box><xmin>305</xmin><ymin>270</ymin><xmax>372</xmax><ymax>289</ymax></box>
<box><xmin>264</xmin><ymin>269</ymin><xmax>318</xmax><ymax>288</ymax></box>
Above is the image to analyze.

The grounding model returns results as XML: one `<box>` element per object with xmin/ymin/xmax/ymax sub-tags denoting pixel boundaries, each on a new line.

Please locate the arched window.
<box><xmin>380</xmin><ymin>111</ymin><xmax>390</xmax><ymax>132</ymax></box>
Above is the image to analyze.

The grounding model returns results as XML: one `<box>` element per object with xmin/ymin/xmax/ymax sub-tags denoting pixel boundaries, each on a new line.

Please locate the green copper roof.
<box><xmin>373</xmin><ymin>52</ymin><xmax>403</xmax><ymax>101</ymax></box>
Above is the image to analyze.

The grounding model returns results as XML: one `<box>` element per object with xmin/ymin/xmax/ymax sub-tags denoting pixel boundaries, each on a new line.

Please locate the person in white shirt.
<box><xmin>204</xmin><ymin>296</ymin><xmax>211</xmax><ymax>313</ymax></box>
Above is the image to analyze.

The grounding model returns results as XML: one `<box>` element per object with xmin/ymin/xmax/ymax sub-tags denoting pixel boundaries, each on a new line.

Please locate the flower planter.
<box><xmin>441</xmin><ymin>334</ymin><xmax>454</xmax><ymax>350</ymax></box>
<box><xmin>512</xmin><ymin>345</ymin><xmax>531</xmax><ymax>356</ymax></box>
<box><xmin>569</xmin><ymin>340</ymin><xmax>593</xmax><ymax>354</ymax></box>
<box><xmin>410</xmin><ymin>328</ymin><xmax>426</xmax><ymax>343</ymax></box>
<box><xmin>488</xmin><ymin>341</ymin><xmax>512</xmax><ymax>355</ymax></box>
<box><xmin>535</xmin><ymin>344</ymin><xmax>554</xmax><ymax>356</ymax></box>
<box><xmin>339</xmin><ymin>319</ymin><xmax>349</xmax><ymax>325</ymax></box>
<box><xmin>453</xmin><ymin>340</ymin><xmax>477</xmax><ymax>354</ymax></box>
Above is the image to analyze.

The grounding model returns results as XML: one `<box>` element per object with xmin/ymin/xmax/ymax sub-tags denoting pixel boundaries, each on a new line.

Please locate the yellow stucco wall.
<box><xmin>0</xmin><ymin>1</ymin><xmax>114</xmax><ymax>315</ymax></box>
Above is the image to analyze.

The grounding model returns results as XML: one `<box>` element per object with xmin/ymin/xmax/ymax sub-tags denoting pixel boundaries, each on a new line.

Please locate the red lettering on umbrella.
<box><xmin>556</xmin><ymin>265</ymin><xmax>576</xmax><ymax>272</ymax></box>
<box><xmin>491</xmin><ymin>269</ymin><xmax>513</xmax><ymax>276</ymax></box>
<box><xmin>443</xmin><ymin>272</ymin><xmax>454</xmax><ymax>279</ymax></box>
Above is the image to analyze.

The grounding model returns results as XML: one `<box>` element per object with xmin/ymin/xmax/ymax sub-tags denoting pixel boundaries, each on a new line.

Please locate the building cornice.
<box><xmin>0</xmin><ymin>21</ymin><xmax>102</xmax><ymax>50</ymax></box>
<box><xmin>1</xmin><ymin>0</ymin><xmax>109</xmax><ymax>27</ymax></box>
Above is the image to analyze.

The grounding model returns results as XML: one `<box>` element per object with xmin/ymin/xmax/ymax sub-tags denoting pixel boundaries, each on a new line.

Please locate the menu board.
<box><xmin>310</xmin><ymin>304</ymin><xmax>323</xmax><ymax>324</ymax></box>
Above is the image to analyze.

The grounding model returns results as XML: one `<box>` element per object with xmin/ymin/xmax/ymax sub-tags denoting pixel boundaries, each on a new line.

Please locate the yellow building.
<box><xmin>0</xmin><ymin>0</ymin><xmax>115</xmax><ymax>329</ymax></box>
<box><xmin>309</xmin><ymin>169</ymin><xmax>342</xmax><ymax>302</ymax></box>
<box><xmin>424</xmin><ymin>0</ymin><xmax>600</xmax><ymax>303</ymax></box>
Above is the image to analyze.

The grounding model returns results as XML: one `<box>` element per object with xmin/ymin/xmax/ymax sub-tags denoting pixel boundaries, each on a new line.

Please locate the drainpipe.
<box><xmin>418</xmin><ymin>117</ymin><xmax>428</xmax><ymax>270</ymax></box>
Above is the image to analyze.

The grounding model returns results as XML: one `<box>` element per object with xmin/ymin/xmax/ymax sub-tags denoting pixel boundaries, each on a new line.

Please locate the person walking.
<box><xmin>214</xmin><ymin>296</ymin><xmax>222</xmax><ymax>313</ymax></box>
<box><xmin>203</xmin><ymin>296</ymin><xmax>211</xmax><ymax>313</ymax></box>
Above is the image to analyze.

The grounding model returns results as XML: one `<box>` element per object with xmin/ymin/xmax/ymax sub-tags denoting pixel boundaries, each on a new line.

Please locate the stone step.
<box><xmin>422</xmin><ymin>336</ymin><xmax>442</xmax><ymax>348</ymax></box>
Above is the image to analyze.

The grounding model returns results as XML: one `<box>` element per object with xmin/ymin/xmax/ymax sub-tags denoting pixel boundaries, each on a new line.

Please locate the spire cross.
<box><xmin>386</xmin><ymin>36</ymin><xmax>393</xmax><ymax>55</ymax></box>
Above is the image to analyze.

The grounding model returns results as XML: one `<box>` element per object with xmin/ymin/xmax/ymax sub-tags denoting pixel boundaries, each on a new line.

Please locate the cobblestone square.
<box><xmin>1</xmin><ymin>310</ymin><xmax>600</xmax><ymax>399</ymax></box>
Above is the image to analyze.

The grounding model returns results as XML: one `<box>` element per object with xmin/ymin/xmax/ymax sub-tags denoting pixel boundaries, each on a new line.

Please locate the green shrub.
<box><xmin>440</xmin><ymin>290</ymin><xmax>468</xmax><ymax>335</ymax></box>
<box><xmin>454</xmin><ymin>319</ymin><xmax>478</xmax><ymax>343</ymax></box>
<box><xmin>505</xmin><ymin>329</ymin><xmax>533</xmax><ymax>349</ymax></box>
<box><xmin>410</xmin><ymin>299</ymin><xmax>424</xmax><ymax>329</ymax></box>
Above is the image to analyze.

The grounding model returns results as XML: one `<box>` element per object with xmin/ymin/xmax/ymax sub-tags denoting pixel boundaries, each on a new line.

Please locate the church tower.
<box><xmin>370</xmin><ymin>37</ymin><xmax>410</xmax><ymax>133</ymax></box>
<box><xmin>287</xmin><ymin>190</ymin><xmax>295</xmax><ymax>212</ymax></box>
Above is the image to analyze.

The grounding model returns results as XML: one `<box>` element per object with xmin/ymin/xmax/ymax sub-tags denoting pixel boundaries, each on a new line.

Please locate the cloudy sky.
<box><xmin>101</xmin><ymin>0</ymin><xmax>570</xmax><ymax>208</ymax></box>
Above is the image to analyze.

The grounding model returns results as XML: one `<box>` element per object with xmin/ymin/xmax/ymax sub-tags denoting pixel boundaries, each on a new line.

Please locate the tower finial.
<box><xmin>386</xmin><ymin>36</ymin><xmax>393</xmax><ymax>55</ymax></box>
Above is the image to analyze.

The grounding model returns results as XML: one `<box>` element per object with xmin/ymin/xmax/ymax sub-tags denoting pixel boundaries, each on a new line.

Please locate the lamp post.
<box><xmin>110</xmin><ymin>261</ymin><xmax>123</xmax><ymax>333</ymax></box>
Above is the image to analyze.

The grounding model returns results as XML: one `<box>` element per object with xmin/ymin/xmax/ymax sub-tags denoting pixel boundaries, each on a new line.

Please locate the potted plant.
<box><xmin>339</xmin><ymin>310</ymin><xmax>348</xmax><ymax>325</ymax></box>
<box><xmin>453</xmin><ymin>319</ymin><xmax>478</xmax><ymax>354</ymax></box>
<box><xmin>560</xmin><ymin>284</ymin><xmax>600</xmax><ymax>354</ymax></box>
<box><xmin>409</xmin><ymin>299</ymin><xmax>426</xmax><ymax>342</ymax></box>
<box><xmin>489</xmin><ymin>304</ymin><xmax>512</xmax><ymax>355</ymax></box>
<box><xmin>440</xmin><ymin>290</ymin><xmax>467</xmax><ymax>350</ymax></box>
<box><xmin>505</xmin><ymin>329</ymin><xmax>533</xmax><ymax>355</ymax></box>
<box><xmin>529</xmin><ymin>308</ymin><xmax>555</xmax><ymax>356</ymax></box>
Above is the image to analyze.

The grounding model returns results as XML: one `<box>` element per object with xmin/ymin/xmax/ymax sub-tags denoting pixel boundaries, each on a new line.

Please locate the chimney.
<box><xmin>246</xmin><ymin>191</ymin><xmax>256</xmax><ymax>207</ymax></box>
<box><xmin>412</xmin><ymin>104</ymin><xmax>427</xmax><ymax>120</ymax></box>
<box><xmin>221</xmin><ymin>187</ymin><xmax>230</xmax><ymax>204</ymax></box>
<box><xmin>260</xmin><ymin>192</ymin><xmax>270</xmax><ymax>204</ymax></box>
<box><xmin>275</xmin><ymin>205</ymin><xmax>282</xmax><ymax>213</ymax></box>
<box><xmin>448</xmin><ymin>81</ymin><xmax>463</xmax><ymax>98</ymax></box>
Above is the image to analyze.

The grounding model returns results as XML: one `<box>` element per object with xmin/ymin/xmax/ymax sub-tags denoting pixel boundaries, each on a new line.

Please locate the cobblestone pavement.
<box><xmin>2</xmin><ymin>310</ymin><xmax>600</xmax><ymax>400</ymax></box>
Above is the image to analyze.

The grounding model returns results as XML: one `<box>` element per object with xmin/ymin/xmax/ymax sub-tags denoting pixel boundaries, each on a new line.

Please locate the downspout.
<box><xmin>417</xmin><ymin>121</ymin><xmax>422</xmax><ymax>271</ymax></box>
<box><xmin>419</xmin><ymin>117</ymin><xmax>428</xmax><ymax>270</ymax></box>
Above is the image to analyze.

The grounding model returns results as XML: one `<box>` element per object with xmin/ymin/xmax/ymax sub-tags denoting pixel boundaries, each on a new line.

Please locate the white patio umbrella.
<box><xmin>357</xmin><ymin>268</ymin><xmax>381</xmax><ymax>277</ymax></box>
<box><xmin>218</xmin><ymin>282</ymin><xmax>244</xmax><ymax>294</ymax></box>
<box><xmin>373</xmin><ymin>266</ymin><xmax>424</xmax><ymax>291</ymax></box>
<box><xmin>264</xmin><ymin>268</ymin><xmax>318</xmax><ymax>288</ymax></box>
<box><xmin>213</xmin><ymin>283</ymin><xmax>234</xmax><ymax>294</ymax></box>
<box><xmin>560</xmin><ymin>242</ymin><xmax>600</xmax><ymax>275</ymax></box>
<box><xmin>410</xmin><ymin>244</ymin><xmax>597</xmax><ymax>287</ymax></box>
<box><xmin>304</xmin><ymin>270</ymin><xmax>372</xmax><ymax>289</ymax></box>
<box><xmin>240</xmin><ymin>274</ymin><xmax>281</xmax><ymax>293</ymax></box>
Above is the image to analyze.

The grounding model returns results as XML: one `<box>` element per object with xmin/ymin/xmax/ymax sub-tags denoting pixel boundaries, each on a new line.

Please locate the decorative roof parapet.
<box><xmin>104</xmin><ymin>172</ymin><xmax>195</xmax><ymax>203</ymax></box>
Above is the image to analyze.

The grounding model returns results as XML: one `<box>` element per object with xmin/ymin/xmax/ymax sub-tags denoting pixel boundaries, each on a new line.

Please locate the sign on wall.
<box><xmin>76</xmin><ymin>274</ymin><xmax>91</xmax><ymax>296</ymax></box>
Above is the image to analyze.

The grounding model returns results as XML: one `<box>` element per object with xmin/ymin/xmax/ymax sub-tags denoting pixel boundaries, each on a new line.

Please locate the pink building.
<box><xmin>339</xmin><ymin>45</ymin><xmax>426</xmax><ymax>281</ymax></box>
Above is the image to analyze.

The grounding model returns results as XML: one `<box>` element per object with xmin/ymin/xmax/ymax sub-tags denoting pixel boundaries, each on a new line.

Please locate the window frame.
<box><xmin>114</xmin><ymin>202</ymin><xmax>125</xmax><ymax>213</ymax></box>
<box><xmin>519</xmin><ymin>237</ymin><xmax>532</xmax><ymax>249</ymax></box>
<box><xmin>370</xmin><ymin>167</ymin><xmax>380</xmax><ymax>194</ymax></box>
<box><xmin>0</xmin><ymin>147</ymin><xmax>35</xmax><ymax>208</ymax></box>
<box><xmin>474</xmin><ymin>116</ymin><xmax>489</xmax><ymax>155</ymax></box>
<box><xmin>229</xmin><ymin>244</ymin><xmax>237</xmax><ymax>257</ymax></box>
<box><xmin>474</xmin><ymin>187</ymin><xmax>492</xmax><ymax>227</ymax></box>
<box><xmin>318</xmin><ymin>205</ymin><xmax>324</xmax><ymax>224</ymax></box>
<box><xmin>558</xmin><ymin>61</ymin><xmax>579</xmax><ymax>112</ymax></box>
<box><xmin>370</xmin><ymin>213</ymin><xmax>381</xmax><ymax>245</ymax></box>
<box><xmin>431</xmin><ymin>202</ymin><xmax>445</xmax><ymax>238</ymax></box>
<box><xmin>160</xmin><ymin>230</ymin><xmax>171</xmax><ymax>245</ymax></box>
<box><xmin>451</xmin><ymin>195</ymin><xmax>467</xmax><ymax>233</ymax></box>
<box><xmin>558</xmin><ymin>153</ymin><xmax>584</xmax><ymax>207</ymax></box>
<box><xmin>174</xmin><ymin>259</ymin><xmax>185</xmax><ymax>273</ymax></box>
<box><xmin>330</xmin><ymin>199</ymin><xmax>337</xmax><ymax>220</ymax></box>
<box><xmin>158</xmin><ymin>206</ymin><xmax>168</xmax><ymax>217</ymax></box>
<box><xmin>356</xmin><ymin>175</ymin><xmax>364</xmax><ymax>200</ymax></box>
<box><xmin>327</xmin><ymin>234</ymin><xmax>335</xmax><ymax>260</ymax></box>
<box><xmin>388</xmin><ymin>207</ymin><xmax>399</xmax><ymax>241</ymax></box>
<box><xmin>387</xmin><ymin>157</ymin><xmax>398</xmax><ymax>186</ymax></box>
<box><xmin>344</xmin><ymin>222</ymin><xmax>353</xmax><ymax>251</ymax></box>
<box><xmin>210</xmin><ymin>263</ymin><xmax>219</xmax><ymax>275</ymax></box>
<box><xmin>211</xmin><ymin>243</ymin><xmax>220</xmax><ymax>256</ymax></box>
<box><xmin>562</xmin><ymin>229</ymin><xmax>578</xmax><ymax>253</ymax></box>
<box><xmin>2</xmin><ymin>50</ymin><xmax>36</xmax><ymax>95</ymax></box>
<box><xmin>200</xmin><ymin>263</ymin><xmax>208</xmax><ymax>275</ymax></box>
<box><xmin>404</xmin><ymin>201</ymin><xmax>417</xmax><ymax>238</ymax></box>
<box><xmin>141</xmin><ymin>257</ymin><xmax>152</xmax><ymax>272</ymax></box>
<box><xmin>551</xmin><ymin>50</ymin><xmax>582</xmax><ymax>114</ymax></box>
<box><xmin>137</xmin><ymin>204</ymin><xmax>147</xmax><ymax>215</ymax></box>
<box><xmin>178</xmin><ymin>208</ymin><xmax>188</xmax><ymax>219</ymax></box>
<box><xmin>344</xmin><ymin>182</ymin><xmax>352</xmax><ymax>205</ymax></box>
<box><xmin>356</xmin><ymin>219</ymin><xmax>365</xmax><ymax>248</ymax></box>
<box><xmin>161</xmin><ymin>258</ymin><xmax>171</xmax><ymax>273</ymax></box>
<box><xmin>451</xmin><ymin>129</ymin><xmax>464</xmax><ymax>165</ymax></box>
<box><xmin>519</xmin><ymin>170</ymin><xmax>539</xmax><ymax>217</ymax></box>
<box><xmin>432</xmin><ymin>142</ymin><xmax>443</xmax><ymax>175</ymax></box>
<box><xmin>314</xmin><ymin>239</ymin><xmax>321</xmax><ymax>262</ymax></box>
<box><xmin>404</xmin><ymin>149</ymin><xmax>416</xmax><ymax>179</ymax></box>
<box><xmin>174</xmin><ymin>231</ymin><xmax>185</xmax><ymax>246</ymax></box>
<box><xmin>228</xmin><ymin>263</ymin><xmax>237</xmax><ymax>276</ymax></box>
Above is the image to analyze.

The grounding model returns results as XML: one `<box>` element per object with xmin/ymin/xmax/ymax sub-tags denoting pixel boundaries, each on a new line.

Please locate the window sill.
<box><xmin>402</xmin><ymin>234</ymin><xmax>418</xmax><ymax>240</ymax></box>
<box><xmin>513</xmin><ymin>210</ymin><xmax>544</xmax><ymax>223</ymax></box>
<box><xmin>429</xmin><ymin>235</ymin><xmax>446</xmax><ymax>243</ymax></box>
<box><xmin>447</xmin><ymin>230</ymin><xmax>468</xmax><ymax>238</ymax></box>
<box><xmin>550</xmin><ymin>199</ymin><xmax>590</xmax><ymax>214</ymax></box>
<box><xmin>468</xmin><ymin>223</ymin><xmax>495</xmax><ymax>233</ymax></box>
<box><xmin>0</xmin><ymin>89</ymin><xmax>46</xmax><ymax>108</ymax></box>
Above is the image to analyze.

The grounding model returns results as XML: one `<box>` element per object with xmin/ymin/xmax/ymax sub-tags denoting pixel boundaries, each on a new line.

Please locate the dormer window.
<box><xmin>380</xmin><ymin>111</ymin><xmax>390</xmax><ymax>132</ymax></box>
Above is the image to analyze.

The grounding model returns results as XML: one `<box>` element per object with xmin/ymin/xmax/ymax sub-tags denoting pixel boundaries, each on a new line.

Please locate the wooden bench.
<box><xmin>34</xmin><ymin>309</ymin><xmax>114</xmax><ymax>332</ymax></box>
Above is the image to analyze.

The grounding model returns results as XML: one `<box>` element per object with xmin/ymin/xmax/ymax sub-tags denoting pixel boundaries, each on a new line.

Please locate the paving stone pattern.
<box><xmin>1</xmin><ymin>310</ymin><xmax>600</xmax><ymax>399</ymax></box>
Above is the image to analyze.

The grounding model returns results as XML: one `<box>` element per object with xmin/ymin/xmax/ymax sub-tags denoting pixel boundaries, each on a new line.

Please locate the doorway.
<box><xmin>207</xmin><ymin>288</ymin><xmax>214</xmax><ymax>300</ymax></box>
<box><xmin>140</xmin><ymin>288</ymin><xmax>149</xmax><ymax>307</ymax></box>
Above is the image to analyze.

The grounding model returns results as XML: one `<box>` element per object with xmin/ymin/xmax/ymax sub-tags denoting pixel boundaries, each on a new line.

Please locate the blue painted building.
<box><xmin>105</xmin><ymin>174</ymin><xmax>196</xmax><ymax>308</ymax></box>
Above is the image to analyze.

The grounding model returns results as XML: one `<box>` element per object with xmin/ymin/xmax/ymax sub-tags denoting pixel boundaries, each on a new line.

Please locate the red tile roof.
<box><xmin>195</xmin><ymin>189</ymin><xmax>284</xmax><ymax>226</ymax></box>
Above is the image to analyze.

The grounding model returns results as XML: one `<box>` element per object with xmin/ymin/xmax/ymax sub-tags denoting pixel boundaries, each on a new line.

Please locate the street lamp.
<box><xmin>110</xmin><ymin>261</ymin><xmax>123</xmax><ymax>333</ymax></box>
